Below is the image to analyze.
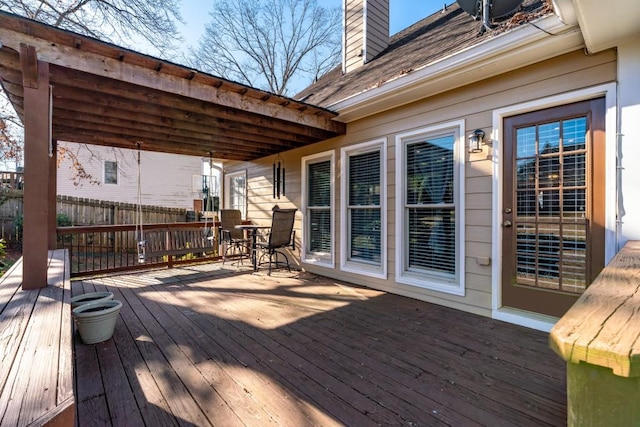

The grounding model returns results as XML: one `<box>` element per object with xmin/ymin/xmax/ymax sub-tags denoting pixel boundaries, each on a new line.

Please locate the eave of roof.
<box><xmin>332</xmin><ymin>14</ymin><xmax>583</xmax><ymax>122</ymax></box>
<box><xmin>297</xmin><ymin>0</ymin><xmax>585</xmax><ymax>123</ymax></box>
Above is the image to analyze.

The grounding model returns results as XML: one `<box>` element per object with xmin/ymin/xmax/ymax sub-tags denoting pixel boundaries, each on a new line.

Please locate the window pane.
<box><xmin>308</xmin><ymin>161</ymin><xmax>331</xmax><ymax>207</ymax></box>
<box><xmin>309</xmin><ymin>209</ymin><xmax>331</xmax><ymax>253</ymax></box>
<box><xmin>406</xmin><ymin>136</ymin><xmax>454</xmax><ymax>205</ymax></box>
<box><xmin>349</xmin><ymin>151</ymin><xmax>380</xmax><ymax>206</ymax></box>
<box><xmin>563</xmin><ymin>117</ymin><xmax>586</xmax><ymax>151</ymax></box>
<box><xmin>349</xmin><ymin>208</ymin><xmax>380</xmax><ymax>263</ymax></box>
<box><xmin>564</xmin><ymin>153</ymin><xmax>585</xmax><ymax>187</ymax></box>
<box><xmin>229</xmin><ymin>174</ymin><xmax>246</xmax><ymax>218</ymax></box>
<box><xmin>516</xmin><ymin>126</ymin><xmax>536</xmax><ymax>158</ymax></box>
<box><xmin>104</xmin><ymin>161</ymin><xmax>117</xmax><ymax>184</ymax></box>
<box><xmin>539</xmin><ymin>122</ymin><xmax>560</xmax><ymax>154</ymax></box>
<box><xmin>408</xmin><ymin>207</ymin><xmax>455</xmax><ymax>274</ymax></box>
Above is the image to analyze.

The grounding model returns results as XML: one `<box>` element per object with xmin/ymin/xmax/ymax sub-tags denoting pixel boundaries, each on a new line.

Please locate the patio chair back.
<box><xmin>267</xmin><ymin>209</ymin><xmax>296</xmax><ymax>249</ymax></box>
<box><xmin>219</xmin><ymin>209</ymin><xmax>244</xmax><ymax>241</ymax></box>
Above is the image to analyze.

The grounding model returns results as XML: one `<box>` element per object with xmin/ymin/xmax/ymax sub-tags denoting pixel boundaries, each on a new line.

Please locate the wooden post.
<box><xmin>550</xmin><ymin>241</ymin><xmax>640</xmax><ymax>426</ymax></box>
<box><xmin>21</xmin><ymin>45</ymin><xmax>51</xmax><ymax>290</ymax></box>
<box><xmin>48</xmin><ymin>140</ymin><xmax>57</xmax><ymax>250</ymax></box>
<box><xmin>567</xmin><ymin>362</ymin><xmax>640</xmax><ymax>426</ymax></box>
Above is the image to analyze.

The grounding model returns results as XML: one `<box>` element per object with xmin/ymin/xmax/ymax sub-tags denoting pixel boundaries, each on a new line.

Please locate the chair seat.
<box><xmin>255</xmin><ymin>208</ymin><xmax>297</xmax><ymax>275</ymax></box>
<box><xmin>219</xmin><ymin>209</ymin><xmax>251</xmax><ymax>266</ymax></box>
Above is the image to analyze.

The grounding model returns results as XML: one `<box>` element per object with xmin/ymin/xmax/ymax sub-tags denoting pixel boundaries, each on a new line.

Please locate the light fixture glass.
<box><xmin>468</xmin><ymin>129</ymin><xmax>485</xmax><ymax>153</ymax></box>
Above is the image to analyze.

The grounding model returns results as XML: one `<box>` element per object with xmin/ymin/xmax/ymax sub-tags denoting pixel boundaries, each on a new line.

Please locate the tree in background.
<box><xmin>192</xmin><ymin>0</ymin><xmax>341</xmax><ymax>96</ymax></box>
<box><xmin>0</xmin><ymin>0</ymin><xmax>183</xmax><ymax>53</ymax></box>
<box><xmin>0</xmin><ymin>0</ymin><xmax>184</xmax><ymax>171</ymax></box>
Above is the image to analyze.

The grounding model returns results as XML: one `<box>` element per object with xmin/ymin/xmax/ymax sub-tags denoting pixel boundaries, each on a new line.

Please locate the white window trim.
<box><xmin>340</xmin><ymin>138</ymin><xmax>387</xmax><ymax>279</ymax></box>
<box><xmin>490</xmin><ymin>83</ymin><xmax>617</xmax><ymax>331</ymax></box>
<box><xmin>301</xmin><ymin>150</ymin><xmax>335</xmax><ymax>268</ymax></box>
<box><xmin>224</xmin><ymin>170</ymin><xmax>247</xmax><ymax>218</ymax></box>
<box><xmin>395</xmin><ymin>121</ymin><xmax>466</xmax><ymax>296</ymax></box>
<box><xmin>103</xmin><ymin>160</ymin><xmax>118</xmax><ymax>185</ymax></box>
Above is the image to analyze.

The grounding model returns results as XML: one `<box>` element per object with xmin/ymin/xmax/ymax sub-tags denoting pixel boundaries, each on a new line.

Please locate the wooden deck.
<box><xmin>0</xmin><ymin>250</ymin><xmax>74</xmax><ymax>427</ymax></box>
<box><xmin>72</xmin><ymin>264</ymin><xmax>567</xmax><ymax>426</ymax></box>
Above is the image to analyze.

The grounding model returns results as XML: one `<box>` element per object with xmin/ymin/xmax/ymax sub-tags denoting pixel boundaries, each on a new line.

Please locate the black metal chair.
<box><xmin>256</xmin><ymin>208</ymin><xmax>296</xmax><ymax>275</ymax></box>
<box><xmin>219</xmin><ymin>209</ymin><xmax>250</xmax><ymax>265</ymax></box>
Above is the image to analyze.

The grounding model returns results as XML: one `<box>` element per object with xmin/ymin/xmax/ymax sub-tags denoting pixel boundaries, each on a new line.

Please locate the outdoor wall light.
<box><xmin>468</xmin><ymin>129</ymin><xmax>486</xmax><ymax>153</ymax></box>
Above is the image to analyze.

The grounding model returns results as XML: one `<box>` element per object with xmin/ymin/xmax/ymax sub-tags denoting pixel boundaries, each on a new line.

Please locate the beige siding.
<box><xmin>344</xmin><ymin>0</ymin><xmax>365</xmax><ymax>72</ymax></box>
<box><xmin>227</xmin><ymin>48</ymin><xmax>617</xmax><ymax>318</ymax></box>
<box><xmin>344</xmin><ymin>0</ymin><xmax>389</xmax><ymax>73</ymax></box>
<box><xmin>364</xmin><ymin>0</ymin><xmax>389</xmax><ymax>61</ymax></box>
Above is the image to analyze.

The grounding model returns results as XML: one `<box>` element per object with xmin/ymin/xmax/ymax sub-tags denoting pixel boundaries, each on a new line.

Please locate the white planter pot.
<box><xmin>70</xmin><ymin>291</ymin><xmax>114</xmax><ymax>309</ymax></box>
<box><xmin>72</xmin><ymin>300</ymin><xmax>122</xmax><ymax>344</ymax></box>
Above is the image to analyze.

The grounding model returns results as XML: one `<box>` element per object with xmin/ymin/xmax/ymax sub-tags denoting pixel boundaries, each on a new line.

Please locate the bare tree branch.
<box><xmin>191</xmin><ymin>0</ymin><xmax>340</xmax><ymax>96</ymax></box>
<box><xmin>0</xmin><ymin>0</ymin><xmax>184</xmax><ymax>174</ymax></box>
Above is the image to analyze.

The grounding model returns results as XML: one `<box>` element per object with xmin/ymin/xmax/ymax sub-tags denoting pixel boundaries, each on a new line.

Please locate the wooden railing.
<box><xmin>57</xmin><ymin>221</ymin><xmax>223</xmax><ymax>277</ymax></box>
<box><xmin>550</xmin><ymin>240</ymin><xmax>640</xmax><ymax>426</ymax></box>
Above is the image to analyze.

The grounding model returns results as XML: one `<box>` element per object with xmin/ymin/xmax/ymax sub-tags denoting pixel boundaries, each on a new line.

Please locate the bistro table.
<box><xmin>235</xmin><ymin>224</ymin><xmax>271</xmax><ymax>271</ymax></box>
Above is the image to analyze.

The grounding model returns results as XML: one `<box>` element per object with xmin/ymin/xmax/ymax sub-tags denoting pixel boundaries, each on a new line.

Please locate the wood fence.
<box><xmin>0</xmin><ymin>191</ymin><xmax>191</xmax><ymax>242</ymax></box>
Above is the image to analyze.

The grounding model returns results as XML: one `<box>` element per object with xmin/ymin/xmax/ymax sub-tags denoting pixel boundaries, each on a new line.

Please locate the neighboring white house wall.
<box><xmin>618</xmin><ymin>37</ymin><xmax>640</xmax><ymax>247</ymax></box>
<box><xmin>56</xmin><ymin>142</ymin><xmax>202</xmax><ymax>209</ymax></box>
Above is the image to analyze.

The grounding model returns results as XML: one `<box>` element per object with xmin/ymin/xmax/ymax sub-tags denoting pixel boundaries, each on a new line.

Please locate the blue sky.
<box><xmin>178</xmin><ymin>1</ymin><xmax>448</xmax><ymax>50</ymax></box>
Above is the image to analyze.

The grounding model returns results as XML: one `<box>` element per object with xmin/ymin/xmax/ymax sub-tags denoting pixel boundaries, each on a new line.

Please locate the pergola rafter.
<box><xmin>0</xmin><ymin>10</ymin><xmax>345</xmax><ymax>289</ymax></box>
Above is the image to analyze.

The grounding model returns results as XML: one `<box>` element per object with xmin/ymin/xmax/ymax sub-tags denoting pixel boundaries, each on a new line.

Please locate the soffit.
<box><xmin>570</xmin><ymin>0</ymin><xmax>640</xmax><ymax>53</ymax></box>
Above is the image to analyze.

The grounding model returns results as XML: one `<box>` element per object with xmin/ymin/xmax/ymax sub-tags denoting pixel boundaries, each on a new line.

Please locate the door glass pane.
<box><xmin>563</xmin><ymin>118</ymin><xmax>587</xmax><ymax>151</ymax></box>
<box><xmin>513</xmin><ymin>115</ymin><xmax>589</xmax><ymax>294</ymax></box>
<box><xmin>539</xmin><ymin>122</ymin><xmax>560</xmax><ymax>153</ymax></box>
<box><xmin>516</xmin><ymin>159</ymin><xmax>535</xmax><ymax>189</ymax></box>
<box><xmin>563</xmin><ymin>189</ymin><xmax>586</xmax><ymax>219</ymax></box>
<box><xmin>516</xmin><ymin>126</ymin><xmax>536</xmax><ymax>158</ymax></box>
<box><xmin>564</xmin><ymin>153</ymin><xmax>586</xmax><ymax>187</ymax></box>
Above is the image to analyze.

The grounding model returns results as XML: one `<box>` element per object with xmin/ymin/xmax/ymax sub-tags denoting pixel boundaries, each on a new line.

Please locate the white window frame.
<box><xmin>103</xmin><ymin>160</ymin><xmax>118</xmax><ymax>185</ymax></box>
<box><xmin>395</xmin><ymin>121</ymin><xmax>466</xmax><ymax>296</ymax></box>
<box><xmin>340</xmin><ymin>138</ymin><xmax>387</xmax><ymax>279</ymax></box>
<box><xmin>224</xmin><ymin>170</ymin><xmax>247</xmax><ymax>219</ymax></box>
<box><xmin>301</xmin><ymin>150</ymin><xmax>335</xmax><ymax>267</ymax></box>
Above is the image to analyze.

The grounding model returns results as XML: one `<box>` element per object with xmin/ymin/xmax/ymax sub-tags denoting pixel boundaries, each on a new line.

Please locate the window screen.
<box><xmin>307</xmin><ymin>160</ymin><xmax>331</xmax><ymax>254</ymax></box>
<box><xmin>348</xmin><ymin>151</ymin><xmax>381</xmax><ymax>264</ymax></box>
<box><xmin>405</xmin><ymin>136</ymin><xmax>455</xmax><ymax>275</ymax></box>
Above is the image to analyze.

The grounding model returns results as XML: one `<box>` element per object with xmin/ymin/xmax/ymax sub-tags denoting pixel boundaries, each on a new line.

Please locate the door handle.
<box><xmin>503</xmin><ymin>220</ymin><xmax>512</xmax><ymax>227</ymax></box>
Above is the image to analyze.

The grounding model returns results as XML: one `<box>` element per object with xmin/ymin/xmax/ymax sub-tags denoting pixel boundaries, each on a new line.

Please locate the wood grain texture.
<box><xmin>550</xmin><ymin>241</ymin><xmax>640</xmax><ymax>377</ymax></box>
<box><xmin>0</xmin><ymin>250</ymin><xmax>74</xmax><ymax>427</ymax></box>
<box><xmin>72</xmin><ymin>264</ymin><xmax>566</xmax><ymax>426</ymax></box>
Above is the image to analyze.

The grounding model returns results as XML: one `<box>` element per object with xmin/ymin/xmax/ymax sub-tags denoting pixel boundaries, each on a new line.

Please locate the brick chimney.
<box><xmin>343</xmin><ymin>0</ymin><xmax>390</xmax><ymax>74</ymax></box>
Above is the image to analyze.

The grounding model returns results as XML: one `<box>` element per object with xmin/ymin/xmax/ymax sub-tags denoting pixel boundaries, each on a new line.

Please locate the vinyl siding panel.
<box><xmin>227</xmin><ymin>48</ymin><xmax>617</xmax><ymax>318</ymax></box>
<box><xmin>57</xmin><ymin>143</ymin><xmax>202</xmax><ymax>209</ymax></box>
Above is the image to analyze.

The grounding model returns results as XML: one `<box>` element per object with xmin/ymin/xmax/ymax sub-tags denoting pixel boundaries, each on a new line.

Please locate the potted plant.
<box><xmin>72</xmin><ymin>300</ymin><xmax>122</xmax><ymax>344</ymax></box>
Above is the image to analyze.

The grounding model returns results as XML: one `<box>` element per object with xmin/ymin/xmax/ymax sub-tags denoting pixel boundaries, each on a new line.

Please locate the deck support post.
<box><xmin>22</xmin><ymin>44</ymin><xmax>52</xmax><ymax>290</ymax></box>
<box><xmin>567</xmin><ymin>362</ymin><xmax>640</xmax><ymax>426</ymax></box>
<box><xmin>48</xmin><ymin>139</ymin><xmax>58</xmax><ymax>249</ymax></box>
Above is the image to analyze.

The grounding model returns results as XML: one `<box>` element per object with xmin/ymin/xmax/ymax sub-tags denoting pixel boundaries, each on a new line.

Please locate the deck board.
<box><xmin>73</xmin><ymin>264</ymin><xmax>567</xmax><ymax>426</ymax></box>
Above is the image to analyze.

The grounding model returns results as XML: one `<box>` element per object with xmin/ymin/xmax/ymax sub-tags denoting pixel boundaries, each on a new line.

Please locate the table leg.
<box><xmin>251</xmin><ymin>229</ymin><xmax>258</xmax><ymax>271</ymax></box>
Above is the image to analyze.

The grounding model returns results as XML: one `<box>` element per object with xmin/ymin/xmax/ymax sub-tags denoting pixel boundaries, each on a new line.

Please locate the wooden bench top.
<box><xmin>550</xmin><ymin>240</ymin><xmax>640</xmax><ymax>377</ymax></box>
<box><xmin>0</xmin><ymin>249</ymin><xmax>74</xmax><ymax>426</ymax></box>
